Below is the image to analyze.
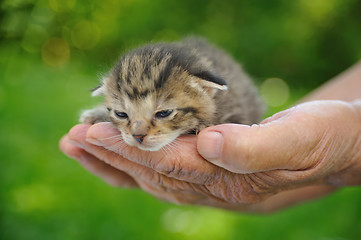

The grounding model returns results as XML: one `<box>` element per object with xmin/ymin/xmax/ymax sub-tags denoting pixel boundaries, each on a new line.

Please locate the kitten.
<box><xmin>80</xmin><ymin>37</ymin><xmax>265</xmax><ymax>151</ymax></box>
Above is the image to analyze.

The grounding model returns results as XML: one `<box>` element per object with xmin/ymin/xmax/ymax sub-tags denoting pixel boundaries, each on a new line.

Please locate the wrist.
<box><xmin>349</xmin><ymin>100</ymin><xmax>361</xmax><ymax>184</ymax></box>
<box><xmin>327</xmin><ymin>100</ymin><xmax>361</xmax><ymax>186</ymax></box>
<box><xmin>351</xmin><ymin>99</ymin><xmax>361</xmax><ymax>119</ymax></box>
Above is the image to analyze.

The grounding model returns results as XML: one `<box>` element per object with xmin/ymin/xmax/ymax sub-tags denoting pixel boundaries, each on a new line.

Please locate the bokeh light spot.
<box><xmin>41</xmin><ymin>37</ymin><xmax>70</xmax><ymax>66</ymax></box>
<box><xmin>21</xmin><ymin>24</ymin><xmax>48</xmax><ymax>53</ymax></box>
<box><xmin>48</xmin><ymin>0</ymin><xmax>76</xmax><ymax>12</ymax></box>
<box><xmin>162</xmin><ymin>208</ymin><xmax>201</xmax><ymax>235</ymax></box>
<box><xmin>71</xmin><ymin>20</ymin><xmax>100</xmax><ymax>50</ymax></box>
<box><xmin>161</xmin><ymin>208</ymin><xmax>236</xmax><ymax>239</ymax></box>
<box><xmin>298</xmin><ymin>0</ymin><xmax>342</xmax><ymax>26</ymax></box>
<box><xmin>31</xmin><ymin>4</ymin><xmax>54</xmax><ymax>23</ymax></box>
<box><xmin>12</xmin><ymin>184</ymin><xmax>55</xmax><ymax>212</ymax></box>
<box><xmin>260</xmin><ymin>78</ymin><xmax>290</xmax><ymax>107</ymax></box>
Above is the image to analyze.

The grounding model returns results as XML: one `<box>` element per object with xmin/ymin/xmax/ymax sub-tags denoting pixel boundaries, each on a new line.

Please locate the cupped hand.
<box><xmin>60</xmin><ymin>100</ymin><xmax>361</xmax><ymax>212</ymax></box>
<box><xmin>198</xmin><ymin>100</ymin><xmax>361</xmax><ymax>186</ymax></box>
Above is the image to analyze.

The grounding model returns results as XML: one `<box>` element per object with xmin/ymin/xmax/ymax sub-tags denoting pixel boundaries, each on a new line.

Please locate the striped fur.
<box><xmin>80</xmin><ymin>37</ymin><xmax>265</xmax><ymax>151</ymax></box>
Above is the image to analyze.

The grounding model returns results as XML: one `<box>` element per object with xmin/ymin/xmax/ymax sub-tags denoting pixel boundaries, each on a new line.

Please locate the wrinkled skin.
<box><xmin>60</xmin><ymin>100</ymin><xmax>361</xmax><ymax>212</ymax></box>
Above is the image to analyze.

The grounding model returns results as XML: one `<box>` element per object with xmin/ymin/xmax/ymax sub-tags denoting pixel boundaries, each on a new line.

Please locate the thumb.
<box><xmin>197</xmin><ymin>109</ymin><xmax>319</xmax><ymax>174</ymax></box>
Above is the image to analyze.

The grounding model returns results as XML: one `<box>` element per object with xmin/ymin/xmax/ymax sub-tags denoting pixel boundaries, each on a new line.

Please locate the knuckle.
<box><xmin>209</xmin><ymin>172</ymin><xmax>276</xmax><ymax>204</ymax></box>
<box><xmin>136</xmin><ymin>180</ymin><xmax>193</xmax><ymax>205</ymax></box>
<box><xmin>105</xmin><ymin>178</ymin><xmax>125</xmax><ymax>187</ymax></box>
<box><xmin>105</xmin><ymin>176</ymin><xmax>138</xmax><ymax>188</ymax></box>
<box><xmin>239</xmin><ymin>173</ymin><xmax>275</xmax><ymax>203</ymax></box>
<box><xmin>157</xmin><ymin>157</ymin><xmax>184</xmax><ymax>178</ymax></box>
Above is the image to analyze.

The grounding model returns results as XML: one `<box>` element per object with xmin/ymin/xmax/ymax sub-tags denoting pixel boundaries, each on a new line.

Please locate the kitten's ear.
<box><xmin>91</xmin><ymin>83</ymin><xmax>107</xmax><ymax>96</ymax></box>
<box><xmin>191</xmin><ymin>71</ymin><xmax>228</xmax><ymax>96</ymax></box>
<box><xmin>91</xmin><ymin>76</ymin><xmax>110</xmax><ymax>96</ymax></box>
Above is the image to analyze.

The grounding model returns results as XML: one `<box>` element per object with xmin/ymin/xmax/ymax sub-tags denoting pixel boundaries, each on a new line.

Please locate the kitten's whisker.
<box><xmin>105</xmin><ymin>138</ymin><xmax>124</xmax><ymax>147</ymax></box>
<box><xmin>166</xmin><ymin>144</ymin><xmax>182</xmax><ymax>166</ymax></box>
<box><xmin>171</xmin><ymin>139</ymin><xmax>185</xmax><ymax>148</ymax></box>
<box><xmin>98</xmin><ymin>134</ymin><xmax>123</xmax><ymax>141</ymax></box>
<box><xmin>114</xmin><ymin>140</ymin><xmax>129</xmax><ymax>153</ymax></box>
<box><xmin>163</xmin><ymin>143</ymin><xmax>176</xmax><ymax>157</ymax></box>
<box><xmin>173</xmin><ymin>136</ymin><xmax>195</xmax><ymax>144</ymax></box>
<box><xmin>173</xmin><ymin>140</ymin><xmax>189</xmax><ymax>155</ymax></box>
<box><xmin>102</xmin><ymin>138</ymin><xmax>128</xmax><ymax>154</ymax></box>
<box><xmin>160</xmin><ymin>146</ymin><xmax>169</xmax><ymax>156</ymax></box>
<box><xmin>166</xmin><ymin>141</ymin><xmax>182</xmax><ymax>156</ymax></box>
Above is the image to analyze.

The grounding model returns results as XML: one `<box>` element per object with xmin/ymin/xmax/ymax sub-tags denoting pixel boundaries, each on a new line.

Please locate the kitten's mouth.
<box><xmin>123</xmin><ymin>138</ymin><xmax>167</xmax><ymax>152</ymax></box>
<box><xmin>122</xmin><ymin>131</ymin><xmax>181</xmax><ymax>152</ymax></box>
<box><xmin>133</xmin><ymin>141</ymin><xmax>167</xmax><ymax>151</ymax></box>
<box><xmin>123</xmin><ymin>135</ymin><xmax>179</xmax><ymax>152</ymax></box>
<box><xmin>137</xmin><ymin>144</ymin><xmax>163</xmax><ymax>151</ymax></box>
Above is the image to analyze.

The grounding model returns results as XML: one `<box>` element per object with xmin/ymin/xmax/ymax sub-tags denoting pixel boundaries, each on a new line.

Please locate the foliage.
<box><xmin>1</xmin><ymin>0</ymin><xmax>360</xmax><ymax>239</ymax></box>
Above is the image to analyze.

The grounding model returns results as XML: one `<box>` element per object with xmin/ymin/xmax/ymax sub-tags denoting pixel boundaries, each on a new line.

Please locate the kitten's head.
<box><xmin>93</xmin><ymin>44</ymin><xmax>227</xmax><ymax>151</ymax></box>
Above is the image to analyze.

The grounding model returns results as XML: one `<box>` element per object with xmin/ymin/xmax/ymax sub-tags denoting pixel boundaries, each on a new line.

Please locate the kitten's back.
<box><xmin>177</xmin><ymin>37</ymin><xmax>265</xmax><ymax>125</ymax></box>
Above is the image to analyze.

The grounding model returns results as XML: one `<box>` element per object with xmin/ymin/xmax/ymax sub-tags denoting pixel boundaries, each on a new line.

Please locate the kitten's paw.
<box><xmin>80</xmin><ymin>106</ymin><xmax>109</xmax><ymax>124</ymax></box>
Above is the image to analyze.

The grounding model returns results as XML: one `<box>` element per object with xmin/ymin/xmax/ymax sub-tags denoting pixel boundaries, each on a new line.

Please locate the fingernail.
<box><xmin>198</xmin><ymin>131</ymin><xmax>223</xmax><ymax>160</ymax></box>
<box><xmin>86</xmin><ymin>138</ymin><xmax>104</xmax><ymax>146</ymax></box>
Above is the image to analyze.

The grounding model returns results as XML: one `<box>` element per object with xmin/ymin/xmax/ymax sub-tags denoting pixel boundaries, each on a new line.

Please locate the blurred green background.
<box><xmin>1</xmin><ymin>0</ymin><xmax>361</xmax><ymax>239</ymax></box>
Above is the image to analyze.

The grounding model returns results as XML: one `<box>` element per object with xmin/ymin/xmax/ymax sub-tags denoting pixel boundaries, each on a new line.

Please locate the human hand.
<box><xmin>198</xmin><ymin>100</ymin><xmax>361</xmax><ymax>186</ymax></box>
<box><xmin>60</xmin><ymin>100</ymin><xmax>361</xmax><ymax>212</ymax></box>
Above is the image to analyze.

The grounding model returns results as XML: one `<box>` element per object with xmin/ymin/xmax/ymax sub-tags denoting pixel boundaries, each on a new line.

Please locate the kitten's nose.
<box><xmin>132</xmin><ymin>134</ymin><xmax>146</xmax><ymax>144</ymax></box>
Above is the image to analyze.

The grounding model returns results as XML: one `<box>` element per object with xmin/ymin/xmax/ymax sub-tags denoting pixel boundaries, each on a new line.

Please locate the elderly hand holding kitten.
<box><xmin>60</xmin><ymin>61</ymin><xmax>361</xmax><ymax>213</ymax></box>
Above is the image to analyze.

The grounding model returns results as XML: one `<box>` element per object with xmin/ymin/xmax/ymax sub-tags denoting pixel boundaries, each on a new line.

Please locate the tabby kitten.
<box><xmin>80</xmin><ymin>38</ymin><xmax>265</xmax><ymax>151</ymax></box>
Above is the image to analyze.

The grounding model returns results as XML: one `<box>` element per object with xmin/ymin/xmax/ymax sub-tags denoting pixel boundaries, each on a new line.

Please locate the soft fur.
<box><xmin>80</xmin><ymin>37</ymin><xmax>265</xmax><ymax>151</ymax></box>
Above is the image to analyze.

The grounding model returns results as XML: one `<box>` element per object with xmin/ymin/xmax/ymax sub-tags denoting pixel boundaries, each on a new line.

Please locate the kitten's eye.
<box><xmin>115</xmin><ymin>111</ymin><xmax>128</xmax><ymax>119</ymax></box>
<box><xmin>155</xmin><ymin>109</ymin><xmax>173</xmax><ymax>119</ymax></box>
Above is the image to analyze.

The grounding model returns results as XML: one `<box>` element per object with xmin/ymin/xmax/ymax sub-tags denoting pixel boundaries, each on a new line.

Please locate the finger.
<box><xmin>60</xmin><ymin>132</ymin><xmax>138</xmax><ymax>188</ymax></box>
<box><xmin>135</xmin><ymin>179</ymin><xmax>209</xmax><ymax>205</ymax></box>
<box><xmin>68</xmin><ymin>127</ymin><xmax>252</xmax><ymax>204</ymax></box>
<box><xmin>60</xmin><ymin>131</ymin><xmax>89</xmax><ymax>159</ymax></box>
<box><xmin>197</xmin><ymin>107</ymin><xmax>323</xmax><ymax>174</ymax></box>
<box><xmin>247</xmin><ymin>185</ymin><xmax>337</xmax><ymax>213</ymax></box>
<box><xmin>65</xmin><ymin>124</ymin><xmax>320</xmax><ymax>206</ymax></box>
<box><xmin>76</xmin><ymin>136</ymin><xmax>228</xmax><ymax>204</ymax></box>
<box><xmin>85</xmin><ymin>122</ymin><xmax>222</xmax><ymax>185</ymax></box>
<box><xmin>81</xmin><ymin>123</ymin><xmax>314</xmax><ymax>198</ymax></box>
<box><xmin>134</xmin><ymin>178</ymin><xmax>255</xmax><ymax>208</ymax></box>
<box><xmin>67</xmin><ymin>125</ymin><xmax>206</xmax><ymax>191</ymax></box>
